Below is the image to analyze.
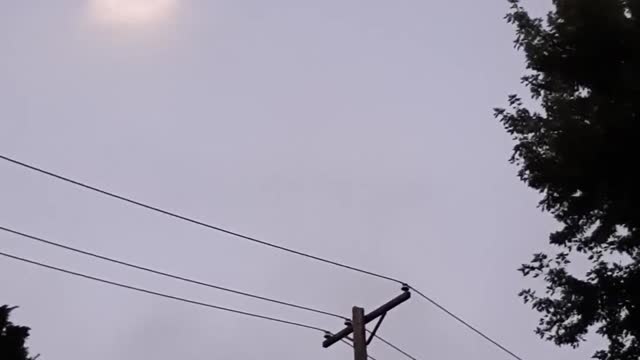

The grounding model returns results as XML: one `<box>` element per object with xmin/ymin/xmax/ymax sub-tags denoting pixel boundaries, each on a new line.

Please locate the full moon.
<box><xmin>90</xmin><ymin>0</ymin><xmax>176</xmax><ymax>25</ymax></box>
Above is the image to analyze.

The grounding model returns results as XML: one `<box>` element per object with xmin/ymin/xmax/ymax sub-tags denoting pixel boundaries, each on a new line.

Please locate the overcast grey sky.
<box><xmin>1</xmin><ymin>1</ymin><xmax>600</xmax><ymax>359</ymax></box>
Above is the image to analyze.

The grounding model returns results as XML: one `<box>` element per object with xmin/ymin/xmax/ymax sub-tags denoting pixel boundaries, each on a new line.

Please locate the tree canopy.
<box><xmin>495</xmin><ymin>0</ymin><xmax>640</xmax><ymax>359</ymax></box>
<box><xmin>0</xmin><ymin>305</ymin><xmax>36</xmax><ymax>360</ymax></box>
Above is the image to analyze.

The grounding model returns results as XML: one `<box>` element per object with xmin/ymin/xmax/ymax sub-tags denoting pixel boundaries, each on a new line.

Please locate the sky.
<box><xmin>0</xmin><ymin>1</ymin><xmax>600</xmax><ymax>359</ymax></box>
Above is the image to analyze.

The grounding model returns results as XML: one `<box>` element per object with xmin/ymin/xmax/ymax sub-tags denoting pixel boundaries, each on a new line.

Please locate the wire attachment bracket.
<box><xmin>366</xmin><ymin>312</ymin><xmax>386</xmax><ymax>345</ymax></box>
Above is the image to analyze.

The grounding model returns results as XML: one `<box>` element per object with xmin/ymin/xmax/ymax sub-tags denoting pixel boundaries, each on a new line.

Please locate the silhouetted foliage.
<box><xmin>495</xmin><ymin>0</ymin><xmax>640</xmax><ymax>359</ymax></box>
<box><xmin>0</xmin><ymin>306</ymin><xmax>36</xmax><ymax>360</ymax></box>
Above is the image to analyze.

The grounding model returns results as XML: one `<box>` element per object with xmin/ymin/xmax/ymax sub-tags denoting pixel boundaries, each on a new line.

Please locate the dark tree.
<box><xmin>0</xmin><ymin>306</ymin><xmax>36</xmax><ymax>360</ymax></box>
<box><xmin>495</xmin><ymin>0</ymin><xmax>640</xmax><ymax>359</ymax></box>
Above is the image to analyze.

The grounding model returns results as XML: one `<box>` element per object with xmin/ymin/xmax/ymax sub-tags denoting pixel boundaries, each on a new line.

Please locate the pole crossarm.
<box><xmin>322</xmin><ymin>289</ymin><xmax>411</xmax><ymax>348</ymax></box>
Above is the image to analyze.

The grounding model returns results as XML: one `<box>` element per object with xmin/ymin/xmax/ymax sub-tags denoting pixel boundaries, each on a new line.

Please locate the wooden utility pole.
<box><xmin>352</xmin><ymin>307</ymin><xmax>367</xmax><ymax>360</ymax></box>
<box><xmin>323</xmin><ymin>285</ymin><xmax>411</xmax><ymax>360</ymax></box>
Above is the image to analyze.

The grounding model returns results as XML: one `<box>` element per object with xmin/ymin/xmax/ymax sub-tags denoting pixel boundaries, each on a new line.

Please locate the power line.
<box><xmin>341</xmin><ymin>339</ymin><xmax>378</xmax><ymax>360</ymax></box>
<box><xmin>0</xmin><ymin>250</ymin><xmax>373</xmax><ymax>357</ymax></box>
<box><xmin>0</xmin><ymin>225</ymin><xmax>344</xmax><ymax>320</ymax></box>
<box><xmin>0</xmin><ymin>154</ymin><xmax>523</xmax><ymax>360</ymax></box>
<box><xmin>0</xmin><ymin>250</ymin><xmax>327</xmax><ymax>333</ymax></box>
<box><xmin>369</xmin><ymin>333</ymin><xmax>416</xmax><ymax>360</ymax></box>
<box><xmin>409</xmin><ymin>287</ymin><xmax>523</xmax><ymax>360</ymax></box>
<box><xmin>0</xmin><ymin>225</ymin><xmax>418</xmax><ymax>360</ymax></box>
<box><xmin>0</xmin><ymin>154</ymin><xmax>403</xmax><ymax>284</ymax></box>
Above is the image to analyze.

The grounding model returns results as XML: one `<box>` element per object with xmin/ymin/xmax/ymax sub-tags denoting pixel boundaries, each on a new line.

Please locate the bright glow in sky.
<box><xmin>90</xmin><ymin>0</ymin><xmax>176</xmax><ymax>25</ymax></box>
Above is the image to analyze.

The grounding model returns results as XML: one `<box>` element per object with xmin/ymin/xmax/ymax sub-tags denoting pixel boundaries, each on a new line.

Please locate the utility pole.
<box><xmin>323</xmin><ymin>285</ymin><xmax>411</xmax><ymax>360</ymax></box>
<box><xmin>352</xmin><ymin>306</ymin><xmax>367</xmax><ymax>360</ymax></box>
